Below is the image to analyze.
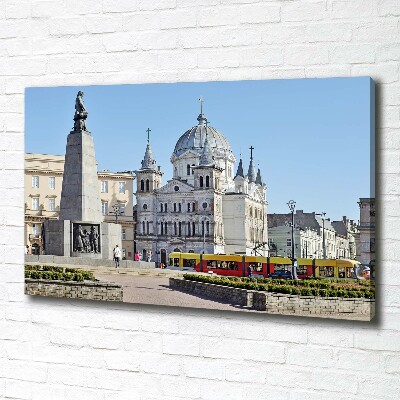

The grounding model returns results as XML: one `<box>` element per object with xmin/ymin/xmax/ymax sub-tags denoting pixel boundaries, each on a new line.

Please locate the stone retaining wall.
<box><xmin>169</xmin><ymin>278</ymin><xmax>375</xmax><ymax>320</ymax></box>
<box><xmin>25</xmin><ymin>279</ymin><xmax>123</xmax><ymax>302</ymax></box>
<box><xmin>169</xmin><ymin>277</ymin><xmax>253</xmax><ymax>307</ymax></box>
<box><xmin>25</xmin><ymin>254</ymin><xmax>155</xmax><ymax>270</ymax></box>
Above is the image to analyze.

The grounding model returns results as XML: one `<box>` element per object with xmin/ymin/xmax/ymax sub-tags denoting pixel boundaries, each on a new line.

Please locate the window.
<box><xmin>174</xmin><ymin>203</ymin><xmax>177</xmax><ymax>212</ymax></box>
<box><xmin>178</xmin><ymin>222</ymin><xmax>182</xmax><ymax>236</ymax></box>
<box><xmin>140</xmin><ymin>180</ymin><xmax>144</xmax><ymax>191</ymax></box>
<box><xmin>192</xmin><ymin>222</ymin><xmax>195</xmax><ymax>236</ymax></box>
<box><xmin>202</xmin><ymin>221</ymin><xmax>205</xmax><ymax>236</ymax></box>
<box><xmin>286</xmin><ymin>239</ymin><xmax>292</xmax><ymax>247</ymax></box>
<box><xmin>174</xmin><ymin>222</ymin><xmax>177</xmax><ymax>235</ymax></box>
<box><xmin>187</xmin><ymin>203</ymin><xmax>191</xmax><ymax>212</ymax></box>
<box><xmin>48</xmin><ymin>176</ymin><xmax>55</xmax><ymax>190</ymax></box>
<box><xmin>143</xmin><ymin>203</ymin><xmax>147</xmax><ymax>210</ymax></box>
<box><xmin>206</xmin><ymin>176</ymin><xmax>210</xmax><ymax>187</ymax></box>
<box><xmin>119</xmin><ymin>203</ymin><xmax>125</xmax><ymax>214</ymax></box>
<box><xmin>122</xmin><ymin>229</ymin><xmax>126</xmax><ymax>240</ymax></box>
<box><xmin>206</xmin><ymin>221</ymin><xmax>210</xmax><ymax>236</ymax></box>
<box><xmin>122</xmin><ymin>249</ymin><xmax>126</xmax><ymax>258</ymax></box>
<box><xmin>147</xmin><ymin>221</ymin><xmax>150</xmax><ymax>234</ymax></box>
<box><xmin>32</xmin><ymin>176</ymin><xmax>39</xmax><ymax>188</ymax></box>
<box><xmin>32</xmin><ymin>224</ymin><xmax>40</xmax><ymax>235</ymax></box>
<box><xmin>119</xmin><ymin>181</ymin><xmax>126</xmax><ymax>194</ymax></box>
<box><xmin>146</xmin><ymin>179</ymin><xmax>149</xmax><ymax>191</ymax></box>
<box><xmin>187</xmin><ymin>164</ymin><xmax>191</xmax><ymax>175</ymax></box>
<box><xmin>160</xmin><ymin>203</ymin><xmax>164</xmax><ymax>212</ymax></box>
<box><xmin>202</xmin><ymin>202</ymin><xmax>207</xmax><ymax>209</ymax></box>
<box><xmin>48</xmin><ymin>198</ymin><xmax>55</xmax><ymax>211</ymax></box>
<box><xmin>199</xmin><ymin>176</ymin><xmax>204</xmax><ymax>187</ymax></box>
<box><xmin>101</xmin><ymin>201</ymin><xmax>108</xmax><ymax>215</ymax></box>
<box><xmin>192</xmin><ymin>202</ymin><xmax>195</xmax><ymax>211</ymax></box>
<box><xmin>178</xmin><ymin>203</ymin><xmax>181</xmax><ymax>212</ymax></box>
<box><xmin>192</xmin><ymin>164</ymin><xmax>195</xmax><ymax>175</ymax></box>
<box><xmin>32</xmin><ymin>197</ymin><xmax>39</xmax><ymax>211</ymax></box>
<box><xmin>101</xmin><ymin>181</ymin><xmax>108</xmax><ymax>193</ymax></box>
<box><xmin>164</xmin><ymin>203</ymin><xmax>167</xmax><ymax>212</ymax></box>
<box><xmin>142</xmin><ymin>221</ymin><xmax>146</xmax><ymax>234</ymax></box>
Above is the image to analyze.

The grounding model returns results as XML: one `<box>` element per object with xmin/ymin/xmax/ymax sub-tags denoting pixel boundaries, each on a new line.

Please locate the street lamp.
<box><xmin>109</xmin><ymin>203</ymin><xmax>124</xmax><ymax>224</ymax></box>
<box><xmin>316</xmin><ymin>212</ymin><xmax>326</xmax><ymax>259</ymax></box>
<box><xmin>287</xmin><ymin>200</ymin><xmax>298</xmax><ymax>279</ymax></box>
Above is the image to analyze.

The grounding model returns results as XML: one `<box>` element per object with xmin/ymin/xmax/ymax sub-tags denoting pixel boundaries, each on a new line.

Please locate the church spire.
<box><xmin>247</xmin><ymin>145</ymin><xmax>256</xmax><ymax>183</ymax></box>
<box><xmin>235</xmin><ymin>158</ymin><xmax>245</xmax><ymax>178</ymax></box>
<box><xmin>140</xmin><ymin>129</ymin><xmax>157</xmax><ymax>170</ymax></box>
<box><xmin>197</xmin><ymin>96</ymin><xmax>207</xmax><ymax>125</ymax></box>
<box><xmin>199</xmin><ymin>123</ymin><xmax>214</xmax><ymax>166</ymax></box>
<box><xmin>255</xmin><ymin>168</ymin><xmax>263</xmax><ymax>185</ymax></box>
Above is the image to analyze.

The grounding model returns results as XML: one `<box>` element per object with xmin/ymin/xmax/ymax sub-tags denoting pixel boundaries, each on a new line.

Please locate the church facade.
<box><xmin>134</xmin><ymin>106</ymin><xmax>269</xmax><ymax>265</ymax></box>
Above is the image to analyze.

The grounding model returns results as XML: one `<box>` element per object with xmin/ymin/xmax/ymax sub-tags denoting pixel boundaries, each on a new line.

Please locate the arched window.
<box><xmin>202</xmin><ymin>221</ymin><xmax>205</xmax><ymax>236</ymax></box>
<box><xmin>206</xmin><ymin>176</ymin><xmax>210</xmax><ymax>187</ymax></box>
<box><xmin>187</xmin><ymin>222</ymin><xmax>191</xmax><ymax>236</ymax></box>
<box><xmin>164</xmin><ymin>222</ymin><xmax>168</xmax><ymax>235</ymax></box>
<box><xmin>191</xmin><ymin>164</ymin><xmax>195</xmax><ymax>175</ymax></box>
<box><xmin>178</xmin><ymin>203</ymin><xmax>181</xmax><ymax>212</ymax></box>
<box><xmin>174</xmin><ymin>203</ymin><xmax>176</xmax><ymax>212</ymax></box>
<box><xmin>140</xmin><ymin>180</ymin><xmax>144</xmax><ymax>191</ymax></box>
<box><xmin>187</xmin><ymin>203</ymin><xmax>190</xmax><ymax>212</ymax></box>
<box><xmin>192</xmin><ymin>222</ymin><xmax>195</xmax><ymax>236</ymax></box>
<box><xmin>142</xmin><ymin>221</ymin><xmax>145</xmax><ymax>234</ymax></box>
<box><xmin>192</xmin><ymin>202</ymin><xmax>195</xmax><ymax>211</ymax></box>
<box><xmin>206</xmin><ymin>221</ymin><xmax>210</xmax><ymax>236</ymax></box>
<box><xmin>187</xmin><ymin>164</ymin><xmax>191</xmax><ymax>176</ymax></box>
<box><xmin>145</xmin><ymin>179</ymin><xmax>149</xmax><ymax>192</ymax></box>
<box><xmin>147</xmin><ymin>221</ymin><xmax>150</xmax><ymax>234</ymax></box>
<box><xmin>174</xmin><ymin>222</ymin><xmax>177</xmax><ymax>235</ymax></box>
<box><xmin>199</xmin><ymin>176</ymin><xmax>203</xmax><ymax>187</ymax></box>
<box><xmin>164</xmin><ymin>203</ymin><xmax>167</xmax><ymax>211</ymax></box>
<box><xmin>160</xmin><ymin>203</ymin><xmax>163</xmax><ymax>212</ymax></box>
<box><xmin>179</xmin><ymin>221</ymin><xmax>182</xmax><ymax>236</ymax></box>
<box><xmin>160</xmin><ymin>222</ymin><xmax>163</xmax><ymax>235</ymax></box>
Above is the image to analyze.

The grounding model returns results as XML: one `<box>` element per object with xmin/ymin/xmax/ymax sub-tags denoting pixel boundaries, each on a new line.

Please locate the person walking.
<box><xmin>113</xmin><ymin>245</ymin><xmax>122</xmax><ymax>268</ymax></box>
<box><xmin>247</xmin><ymin>265</ymin><xmax>252</xmax><ymax>279</ymax></box>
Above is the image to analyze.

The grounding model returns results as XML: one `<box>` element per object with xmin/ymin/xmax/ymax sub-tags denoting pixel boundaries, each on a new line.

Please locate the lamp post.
<box><xmin>287</xmin><ymin>200</ymin><xmax>298</xmax><ymax>279</ymax></box>
<box><xmin>109</xmin><ymin>203</ymin><xmax>124</xmax><ymax>224</ymax></box>
<box><xmin>316</xmin><ymin>212</ymin><xmax>326</xmax><ymax>259</ymax></box>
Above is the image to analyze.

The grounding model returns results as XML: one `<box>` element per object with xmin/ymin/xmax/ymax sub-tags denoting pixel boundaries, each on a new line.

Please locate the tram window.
<box><xmin>319</xmin><ymin>266</ymin><xmax>334</xmax><ymax>277</ymax></box>
<box><xmin>249</xmin><ymin>262</ymin><xmax>262</xmax><ymax>272</ymax></box>
<box><xmin>297</xmin><ymin>265</ymin><xmax>307</xmax><ymax>275</ymax></box>
<box><xmin>174</xmin><ymin>258</ymin><xmax>180</xmax><ymax>267</ymax></box>
<box><xmin>183</xmin><ymin>259</ymin><xmax>196</xmax><ymax>268</ymax></box>
<box><xmin>338</xmin><ymin>267</ymin><xmax>345</xmax><ymax>278</ymax></box>
<box><xmin>274</xmin><ymin>265</ymin><xmax>291</xmax><ymax>272</ymax></box>
<box><xmin>346</xmin><ymin>267</ymin><xmax>353</xmax><ymax>278</ymax></box>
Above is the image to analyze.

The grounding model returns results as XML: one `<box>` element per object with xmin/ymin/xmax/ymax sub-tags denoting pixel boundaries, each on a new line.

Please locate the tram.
<box><xmin>168</xmin><ymin>252</ymin><xmax>360</xmax><ymax>279</ymax></box>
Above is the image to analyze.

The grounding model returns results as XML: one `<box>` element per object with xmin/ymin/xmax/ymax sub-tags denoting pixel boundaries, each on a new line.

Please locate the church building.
<box><xmin>134</xmin><ymin>102</ymin><xmax>269</xmax><ymax>265</ymax></box>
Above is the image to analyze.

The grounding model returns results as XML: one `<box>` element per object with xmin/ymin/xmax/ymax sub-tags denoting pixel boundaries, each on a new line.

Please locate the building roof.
<box><xmin>172</xmin><ymin>112</ymin><xmax>233</xmax><ymax>160</ymax></box>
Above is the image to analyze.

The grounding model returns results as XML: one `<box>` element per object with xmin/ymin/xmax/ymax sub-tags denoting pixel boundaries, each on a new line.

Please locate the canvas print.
<box><xmin>24</xmin><ymin>78</ymin><xmax>375</xmax><ymax>321</ymax></box>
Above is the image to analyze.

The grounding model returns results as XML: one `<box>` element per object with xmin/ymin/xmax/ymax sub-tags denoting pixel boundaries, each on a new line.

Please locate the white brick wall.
<box><xmin>0</xmin><ymin>0</ymin><xmax>398</xmax><ymax>398</ymax></box>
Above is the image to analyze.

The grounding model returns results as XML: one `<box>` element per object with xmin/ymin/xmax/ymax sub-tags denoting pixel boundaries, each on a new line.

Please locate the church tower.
<box><xmin>135</xmin><ymin>129</ymin><xmax>162</xmax><ymax>260</ymax></box>
<box><xmin>234</xmin><ymin>157</ymin><xmax>248</xmax><ymax>194</ymax></box>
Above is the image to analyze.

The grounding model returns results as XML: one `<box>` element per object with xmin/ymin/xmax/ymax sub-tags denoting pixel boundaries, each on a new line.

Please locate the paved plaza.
<box><xmin>94</xmin><ymin>271</ymin><xmax>255</xmax><ymax>312</ymax></box>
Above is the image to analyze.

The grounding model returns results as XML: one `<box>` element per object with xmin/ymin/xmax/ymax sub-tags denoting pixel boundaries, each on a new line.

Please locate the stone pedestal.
<box><xmin>44</xmin><ymin>219</ymin><xmax>121</xmax><ymax>259</ymax></box>
<box><xmin>59</xmin><ymin>130</ymin><xmax>102</xmax><ymax>222</ymax></box>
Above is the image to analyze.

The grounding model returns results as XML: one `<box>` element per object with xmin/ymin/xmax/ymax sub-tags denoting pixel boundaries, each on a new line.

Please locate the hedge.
<box><xmin>183</xmin><ymin>274</ymin><xmax>375</xmax><ymax>299</ymax></box>
<box><xmin>25</xmin><ymin>265</ymin><xmax>96</xmax><ymax>282</ymax></box>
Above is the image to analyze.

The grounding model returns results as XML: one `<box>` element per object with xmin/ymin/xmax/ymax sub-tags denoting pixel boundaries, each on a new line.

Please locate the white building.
<box><xmin>134</xmin><ymin>106</ymin><xmax>269</xmax><ymax>265</ymax></box>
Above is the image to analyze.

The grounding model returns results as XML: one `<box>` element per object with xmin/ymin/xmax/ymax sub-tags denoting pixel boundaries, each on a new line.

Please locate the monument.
<box><xmin>43</xmin><ymin>91</ymin><xmax>121</xmax><ymax>260</ymax></box>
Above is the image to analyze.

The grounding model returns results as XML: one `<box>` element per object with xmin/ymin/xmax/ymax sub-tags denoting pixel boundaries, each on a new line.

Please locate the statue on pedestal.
<box><xmin>73</xmin><ymin>91</ymin><xmax>88</xmax><ymax>132</ymax></box>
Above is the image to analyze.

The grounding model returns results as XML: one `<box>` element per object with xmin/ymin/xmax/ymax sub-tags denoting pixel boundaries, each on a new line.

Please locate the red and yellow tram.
<box><xmin>168</xmin><ymin>252</ymin><xmax>360</xmax><ymax>279</ymax></box>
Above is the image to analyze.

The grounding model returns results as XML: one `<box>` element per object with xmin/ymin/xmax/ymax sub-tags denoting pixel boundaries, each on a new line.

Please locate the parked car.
<box><xmin>267</xmin><ymin>270</ymin><xmax>293</xmax><ymax>279</ymax></box>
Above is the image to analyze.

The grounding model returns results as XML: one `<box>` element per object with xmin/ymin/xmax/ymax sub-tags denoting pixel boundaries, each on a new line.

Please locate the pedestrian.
<box><xmin>247</xmin><ymin>265</ymin><xmax>252</xmax><ymax>279</ymax></box>
<box><xmin>113</xmin><ymin>245</ymin><xmax>121</xmax><ymax>268</ymax></box>
<box><xmin>135</xmin><ymin>251</ymin><xmax>140</xmax><ymax>261</ymax></box>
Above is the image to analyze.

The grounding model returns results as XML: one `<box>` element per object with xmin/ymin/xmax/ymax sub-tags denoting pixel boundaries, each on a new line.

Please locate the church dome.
<box><xmin>172</xmin><ymin>113</ymin><xmax>234</xmax><ymax>161</ymax></box>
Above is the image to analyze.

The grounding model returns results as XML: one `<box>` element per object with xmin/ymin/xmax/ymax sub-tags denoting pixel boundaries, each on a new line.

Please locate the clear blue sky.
<box><xmin>25</xmin><ymin>77</ymin><xmax>374</xmax><ymax>222</ymax></box>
